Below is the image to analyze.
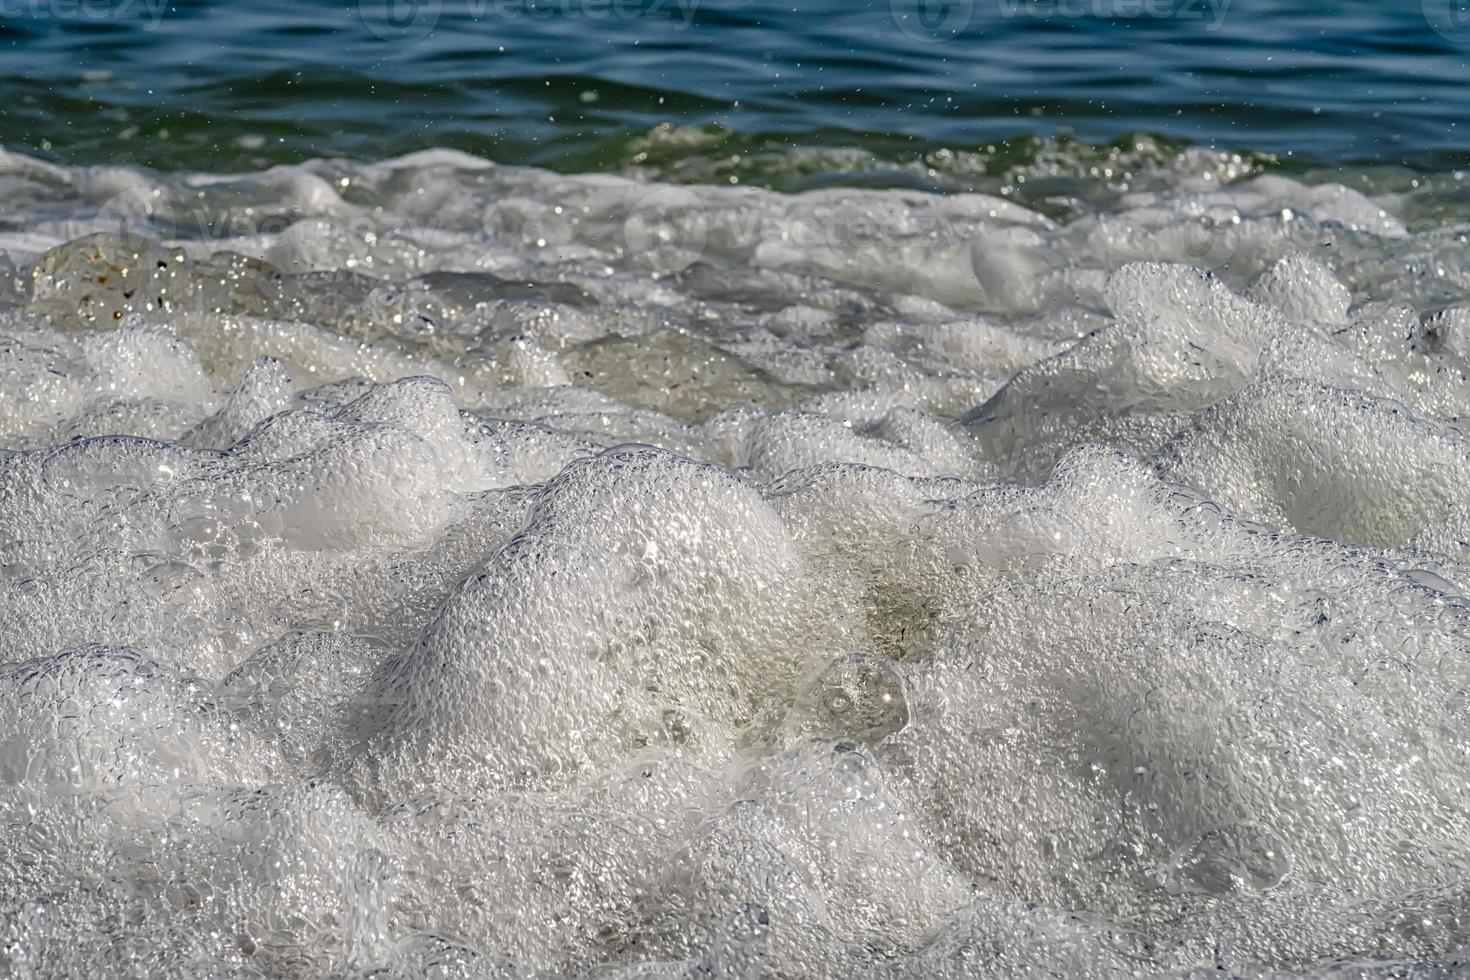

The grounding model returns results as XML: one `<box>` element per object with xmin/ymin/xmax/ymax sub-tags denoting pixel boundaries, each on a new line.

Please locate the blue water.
<box><xmin>2</xmin><ymin>0</ymin><xmax>1468</xmax><ymax>174</ymax></box>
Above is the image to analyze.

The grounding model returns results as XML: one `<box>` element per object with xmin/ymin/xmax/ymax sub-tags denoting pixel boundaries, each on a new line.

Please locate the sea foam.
<box><xmin>1</xmin><ymin>147</ymin><xmax>1469</xmax><ymax>978</ymax></box>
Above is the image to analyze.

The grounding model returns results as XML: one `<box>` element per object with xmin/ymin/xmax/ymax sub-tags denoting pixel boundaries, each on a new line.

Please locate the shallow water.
<box><xmin>6</xmin><ymin>2</ymin><xmax>1470</xmax><ymax>978</ymax></box>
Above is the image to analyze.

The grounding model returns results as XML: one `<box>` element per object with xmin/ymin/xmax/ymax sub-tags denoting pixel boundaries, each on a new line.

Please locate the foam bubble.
<box><xmin>2</xmin><ymin>148</ymin><xmax>1470</xmax><ymax>977</ymax></box>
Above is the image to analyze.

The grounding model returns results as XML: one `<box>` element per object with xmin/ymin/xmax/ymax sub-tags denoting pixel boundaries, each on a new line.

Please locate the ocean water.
<box><xmin>2</xmin><ymin>0</ymin><xmax>1470</xmax><ymax>172</ymax></box>
<box><xmin>6</xmin><ymin>3</ymin><xmax>1470</xmax><ymax>979</ymax></box>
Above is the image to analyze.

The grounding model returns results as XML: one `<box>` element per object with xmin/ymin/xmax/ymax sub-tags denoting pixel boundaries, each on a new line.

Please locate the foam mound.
<box><xmin>2</xmin><ymin>148</ymin><xmax>1470</xmax><ymax>977</ymax></box>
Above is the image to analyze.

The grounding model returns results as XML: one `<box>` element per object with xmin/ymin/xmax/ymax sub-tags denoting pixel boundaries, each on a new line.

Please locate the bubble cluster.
<box><xmin>2</xmin><ymin>147</ymin><xmax>1470</xmax><ymax>977</ymax></box>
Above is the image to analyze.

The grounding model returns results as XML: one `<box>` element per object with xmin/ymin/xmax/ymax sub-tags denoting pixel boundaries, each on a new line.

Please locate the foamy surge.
<box><xmin>3</xmin><ymin>147</ymin><xmax>1470</xmax><ymax>978</ymax></box>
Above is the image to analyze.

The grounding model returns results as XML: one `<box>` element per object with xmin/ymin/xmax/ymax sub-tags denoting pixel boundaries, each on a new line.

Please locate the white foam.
<box><xmin>2</xmin><ymin>148</ymin><xmax>1469</xmax><ymax>977</ymax></box>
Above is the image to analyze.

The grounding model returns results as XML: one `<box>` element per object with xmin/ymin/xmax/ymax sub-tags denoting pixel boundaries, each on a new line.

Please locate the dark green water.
<box><xmin>2</xmin><ymin>0</ymin><xmax>1469</xmax><ymax>178</ymax></box>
